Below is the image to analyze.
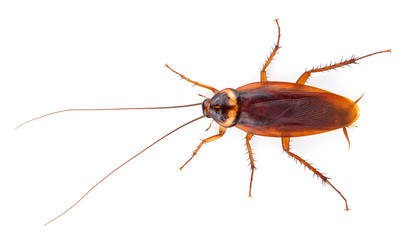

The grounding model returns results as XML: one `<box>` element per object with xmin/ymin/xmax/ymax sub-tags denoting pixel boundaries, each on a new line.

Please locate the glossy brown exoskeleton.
<box><xmin>18</xmin><ymin>19</ymin><xmax>390</xmax><ymax>225</ymax></box>
<box><xmin>166</xmin><ymin>19</ymin><xmax>389</xmax><ymax>210</ymax></box>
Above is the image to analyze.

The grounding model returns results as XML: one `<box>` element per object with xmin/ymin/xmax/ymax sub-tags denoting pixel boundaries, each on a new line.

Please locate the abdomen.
<box><xmin>235</xmin><ymin>82</ymin><xmax>359</xmax><ymax>137</ymax></box>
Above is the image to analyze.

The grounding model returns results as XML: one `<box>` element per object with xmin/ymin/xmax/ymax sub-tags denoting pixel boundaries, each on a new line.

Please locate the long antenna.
<box><xmin>16</xmin><ymin>103</ymin><xmax>202</xmax><ymax>130</ymax></box>
<box><xmin>44</xmin><ymin>115</ymin><xmax>205</xmax><ymax>226</ymax></box>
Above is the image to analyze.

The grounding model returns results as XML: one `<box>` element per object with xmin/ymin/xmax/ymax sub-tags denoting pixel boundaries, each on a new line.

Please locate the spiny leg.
<box><xmin>245</xmin><ymin>133</ymin><xmax>256</xmax><ymax>197</ymax></box>
<box><xmin>179</xmin><ymin>126</ymin><xmax>226</xmax><ymax>170</ymax></box>
<box><xmin>296</xmin><ymin>49</ymin><xmax>391</xmax><ymax>85</ymax></box>
<box><xmin>165</xmin><ymin>64</ymin><xmax>218</xmax><ymax>93</ymax></box>
<box><xmin>205</xmin><ymin>120</ymin><xmax>214</xmax><ymax>131</ymax></box>
<box><xmin>260</xmin><ymin>19</ymin><xmax>281</xmax><ymax>82</ymax></box>
<box><xmin>281</xmin><ymin>137</ymin><xmax>349</xmax><ymax>210</ymax></box>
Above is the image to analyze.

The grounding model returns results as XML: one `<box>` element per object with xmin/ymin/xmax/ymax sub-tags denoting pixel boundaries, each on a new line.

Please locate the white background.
<box><xmin>1</xmin><ymin>0</ymin><xmax>415</xmax><ymax>239</ymax></box>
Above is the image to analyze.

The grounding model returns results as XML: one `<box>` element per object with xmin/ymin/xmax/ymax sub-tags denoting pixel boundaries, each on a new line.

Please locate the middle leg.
<box><xmin>245</xmin><ymin>133</ymin><xmax>256</xmax><ymax>197</ymax></box>
<box><xmin>260</xmin><ymin>19</ymin><xmax>281</xmax><ymax>82</ymax></box>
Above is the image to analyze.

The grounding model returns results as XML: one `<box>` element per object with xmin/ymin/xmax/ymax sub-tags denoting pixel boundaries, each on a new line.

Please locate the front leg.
<box><xmin>179</xmin><ymin>126</ymin><xmax>226</xmax><ymax>170</ymax></box>
<box><xmin>165</xmin><ymin>64</ymin><xmax>219</xmax><ymax>93</ymax></box>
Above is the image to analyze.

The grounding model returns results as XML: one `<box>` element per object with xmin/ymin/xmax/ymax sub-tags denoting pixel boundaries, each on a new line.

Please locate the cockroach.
<box><xmin>17</xmin><ymin>19</ymin><xmax>390</xmax><ymax>225</ymax></box>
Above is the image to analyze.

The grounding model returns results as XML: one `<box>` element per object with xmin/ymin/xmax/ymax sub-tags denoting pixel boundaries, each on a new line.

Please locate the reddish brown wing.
<box><xmin>235</xmin><ymin>82</ymin><xmax>359</xmax><ymax>137</ymax></box>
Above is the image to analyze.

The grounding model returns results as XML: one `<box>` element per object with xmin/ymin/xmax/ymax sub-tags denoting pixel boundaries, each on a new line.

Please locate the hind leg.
<box><xmin>281</xmin><ymin>137</ymin><xmax>349</xmax><ymax>210</ymax></box>
<box><xmin>296</xmin><ymin>50</ymin><xmax>391</xmax><ymax>85</ymax></box>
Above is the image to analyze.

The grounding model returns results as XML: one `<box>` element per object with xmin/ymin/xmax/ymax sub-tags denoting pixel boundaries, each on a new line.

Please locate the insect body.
<box><xmin>165</xmin><ymin>19</ymin><xmax>389</xmax><ymax>210</ymax></box>
<box><xmin>18</xmin><ymin>19</ymin><xmax>390</xmax><ymax>225</ymax></box>
<box><xmin>205</xmin><ymin>82</ymin><xmax>360</xmax><ymax>137</ymax></box>
<box><xmin>199</xmin><ymin>81</ymin><xmax>360</xmax><ymax>205</ymax></box>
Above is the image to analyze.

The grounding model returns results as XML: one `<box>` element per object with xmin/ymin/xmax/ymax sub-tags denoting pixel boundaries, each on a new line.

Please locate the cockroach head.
<box><xmin>202</xmin><ymin>98</ymin><xmax>211</xmax><ymax>118</ymax></box>
<box><xmin>202</xmin><ymin>88</ymin><xmax>240</xmax><ymax>128</ymax></box>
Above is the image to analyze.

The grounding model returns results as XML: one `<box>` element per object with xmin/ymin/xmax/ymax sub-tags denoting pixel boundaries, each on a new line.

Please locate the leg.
<box><xmin>281</xmin><ymin>137</ymin><xmax>349</xmax><ymax>210</ymax></box>
<box><xmin>260</xmin><ymin>19</ymin><xmax>281</xmax><ymax>82</ymax></box>
<box><xmin>179</xmin><ymin>126</ymin><xmax>226</xmax><ymax>170</ymax></box>
<box><xmin>165</xmin><ymin>64</ymin><xmax>218</xmax><ymax>94</ymax></box>
<box><xmin>205</xmin><ymin>120</ymin><xmax>214</xmax><ymax>131</ymax></box>
<box><xmin>296</xmin><ymin>49</ymin><xmax>391</xmax><ymax>85</ymax></box>
<box><xmin>245</xmin><ymin>133</ymin><xmax>256</xmax><ymax>197</ymax></box>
